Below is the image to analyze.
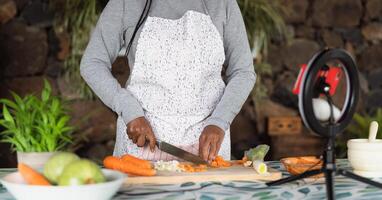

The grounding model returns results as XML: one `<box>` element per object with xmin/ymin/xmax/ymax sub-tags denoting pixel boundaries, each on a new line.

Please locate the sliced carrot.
<box><xmin>121</xmin><ymin>154</ymin><xmax>152</xmax><ymax>169</ymax></box>
<box><xmin>210</xmin><ymin>156</ymin><xmax>231</xmax><ymax>168</ymax></box>
<box><xmin>18</xmin><ymin>163</ymin><xmax>51</xmax><ymax>186</ymax></box>
<box><xmin>179</xmin><ymin>163</ymin><xmax>207</xmax><ymax>173</ymax></box>
<box><xmin>220</xmin><ymin>160</ymin><xmax>232</xmax><ymax>167</ymax></box>
<box><xmin>210</xmin><ymin>161</ymin><xmax>218</xmax><ymax>167</ymax></box>
<box><xmin>103</xmin><ymin>156</ymin><xmax>156</xmax><ymax>176</ymax></box>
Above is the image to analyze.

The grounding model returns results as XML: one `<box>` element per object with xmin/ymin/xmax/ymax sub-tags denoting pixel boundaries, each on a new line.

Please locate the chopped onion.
<box><xmin>154</xmin><ymin>160</ymin><xmax>183</xmax><ymax>172</ymax></box>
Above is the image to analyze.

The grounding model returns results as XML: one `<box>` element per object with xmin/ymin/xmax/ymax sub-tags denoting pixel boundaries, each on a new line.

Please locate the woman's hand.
<box><xmin>199</xmin><ymin>125</ymin><xmax>224</xmax><ymax>161</ymax></box>
<box><xmin>126</xmin><ymin>117</ymin><xmax>156</xmax><ymax>152</ymax></box>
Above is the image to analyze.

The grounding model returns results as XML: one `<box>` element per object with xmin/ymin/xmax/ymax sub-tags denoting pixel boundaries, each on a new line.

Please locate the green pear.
<box><xmin>43</xmin><ymin>152</ymin><xmax>80</xmax><ymax>184</ymax></box>
<box><xmin>58</xmin><ymin>159</ymin><xmax>105</xmax><ymax>186</ymax></box>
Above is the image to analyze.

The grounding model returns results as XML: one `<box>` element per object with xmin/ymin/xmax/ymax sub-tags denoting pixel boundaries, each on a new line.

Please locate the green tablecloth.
<box><xmin>1</xmin><ymin>159</ymin><xmax>382</xmax><ymax>200</ymax></box>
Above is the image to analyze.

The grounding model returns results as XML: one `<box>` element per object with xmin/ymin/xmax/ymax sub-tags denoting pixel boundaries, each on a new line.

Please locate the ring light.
<box><xmin>299</xmin><ymin>48</ymin><xmax>359</xmax><ymax>137</ymax></box>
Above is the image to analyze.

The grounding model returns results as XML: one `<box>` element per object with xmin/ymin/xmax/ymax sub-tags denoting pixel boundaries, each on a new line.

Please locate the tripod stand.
<box><xmin>266</xmin><ymin>92</ymin><xmax>382</xmax><ymax>200</ymax></box>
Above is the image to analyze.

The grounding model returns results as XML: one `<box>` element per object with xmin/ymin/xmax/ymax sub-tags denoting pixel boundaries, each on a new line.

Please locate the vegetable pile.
<box><xmin>103</xmin><ymin>154</ymin><xmax>231</xmax><ymax>174</ymax></box>
<box><xmin>18</xmin><ymin>152</ymin><xmax>105</xmax><ymax>186</ymax></box>
<box><xmin>103</xmin><ymin>144</ymin><xmax>270</xmax><ymax>176</ymax></box>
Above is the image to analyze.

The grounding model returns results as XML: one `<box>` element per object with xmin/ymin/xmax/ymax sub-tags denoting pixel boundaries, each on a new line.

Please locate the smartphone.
<box><xmin>293</xmin><ymin>64</ymin><xmax>342</xmax><ymax>96</ymax></box>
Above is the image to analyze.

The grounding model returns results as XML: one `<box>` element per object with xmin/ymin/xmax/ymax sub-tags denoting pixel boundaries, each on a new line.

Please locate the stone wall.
<box><xmin>0</xmin><ymin>0</ymin><xmax>381</xmax><ymax>166</ymax></box>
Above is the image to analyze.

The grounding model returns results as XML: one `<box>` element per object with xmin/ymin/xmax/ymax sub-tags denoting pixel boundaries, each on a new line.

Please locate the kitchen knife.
<box><xmin>156</xmin><ymin>140</ymin><xmax>208</xmax><ymax>165</ymax></box>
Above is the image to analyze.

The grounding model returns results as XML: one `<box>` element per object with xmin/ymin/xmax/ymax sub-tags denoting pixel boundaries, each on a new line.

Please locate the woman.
<box><xmin>80</xmin><ymin>0</ymin><xmax>256</xmax><ymax>161</ymax></box>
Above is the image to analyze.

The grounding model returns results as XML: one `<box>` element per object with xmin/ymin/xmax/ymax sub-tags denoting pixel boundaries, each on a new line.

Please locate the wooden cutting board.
<box><xmin>124</xmin><ymin>164</ymin><xmax>282</xmax><ymax>185</ymax></box>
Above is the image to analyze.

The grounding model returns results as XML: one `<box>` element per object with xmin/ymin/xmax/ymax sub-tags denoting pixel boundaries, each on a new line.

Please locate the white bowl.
<box><xmin>0</xmin><ymin>169</ymin><xmax>126</xmax><ymax>200</ymax></box>
<box><xmin>347</xmin><ymin>139</ymin><xmax>382</xmax><ymax>177</ymax></box>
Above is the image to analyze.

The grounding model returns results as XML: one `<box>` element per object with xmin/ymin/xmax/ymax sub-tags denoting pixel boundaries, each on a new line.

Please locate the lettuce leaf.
<box><xmin>244</xmin><ymin>144</ymin><xmax>270</xmax><ymax>161</ymax></box>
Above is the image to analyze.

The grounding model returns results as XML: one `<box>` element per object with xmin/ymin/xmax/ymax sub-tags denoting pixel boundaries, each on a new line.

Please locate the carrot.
<box><xmin>120</xmin><ymin>159</ymin><xmax>156</xmax><ymax>176</ymax></box>
<box><xmin>121</xmin><ymin>154</ymin><xmax>152</xmax><ymax>169</ymax></box>
<box><xmin>18</xmin><ymin>163</ymin><xmax>51</xmax><ymax>186</ymax></box>
<box><xmin>103</xmin><ymin>156</ymin><xmax>119</xmax><ymax>170</ymax></box>
<box><xmin>103</xmin><ymin>156</ymin><xmax>156</xmax><ymax>176</ymax></box>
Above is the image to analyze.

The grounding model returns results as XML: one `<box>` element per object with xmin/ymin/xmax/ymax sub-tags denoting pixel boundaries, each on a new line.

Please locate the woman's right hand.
<box><xmin>126</xmin><ymin>117</ymin><xmax>157</xmax><ymax>152</ymax></box>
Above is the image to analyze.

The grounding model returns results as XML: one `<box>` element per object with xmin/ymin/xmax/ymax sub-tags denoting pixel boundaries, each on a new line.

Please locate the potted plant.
<box><xmin>0</xmin><ymin>80</ymin><xmax>73</xmax><ymax>169</ymax></box>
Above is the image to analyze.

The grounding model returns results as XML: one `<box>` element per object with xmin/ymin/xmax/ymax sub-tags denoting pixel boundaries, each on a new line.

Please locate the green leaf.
<box><xmin>60</xmin><ymin>126</ymin><xmax>74</xmax><ymax>133</ymax></box>
<box><xmin>1</xmin><ymin>129</ymin><xmax>15</xmax><ymax>136</ymax></box>
<box><xmin>44</xmin><ymin>79</ymin><xmax>52</xmax><ymax>93</ymax></box>
<box><xmin>11</xmin><ymin>92</ymin><xmax>25</xmax><ymax>111</ymax></box>
<box><xmin>245</xmin><ymin>144</ymin><xmax>270</xmax><ymax>161</ymax></box>
<box><xmin>41</xmin><ymin>90</ymin><xmax>49</xmax><ymax>102</ymax></box>
<box><xmin>50</xmin><ymin>98</ymin><xmax>60</xmax><ymax>114</ymax></box>
<box><xmin>0</xmin><ymin>120</ymin><xmax>14</xmax><ymax>130</ymax></box>
<box><xmin>56</xmin><ymin>116</ymin><xmax>70</xmax><ymax>129</ymax></box>
<box><xmin>0</xmin><ymin>98</ymin><xmax>18</xmax><ymax>110</ymax></box>
<box><xmin>2</xmin><ymin>105</ymin><xmax>15</xmax><ymax>124</ymax></box>
<box><xmin>41</xmin><ymin>79</ymin><xmax>52</xmax><ymax>102</ymax></box>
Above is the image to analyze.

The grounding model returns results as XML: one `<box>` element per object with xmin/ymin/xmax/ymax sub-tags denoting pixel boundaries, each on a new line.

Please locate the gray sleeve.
<box><xmin>204</xmin><ymin>0</ymin><xmax>256</xmax><ymax>131</ymax></box>
<box><xmin>80</xmin><ymin>0</ymin><xmax>144</xmax><ymax>124</ymax></box>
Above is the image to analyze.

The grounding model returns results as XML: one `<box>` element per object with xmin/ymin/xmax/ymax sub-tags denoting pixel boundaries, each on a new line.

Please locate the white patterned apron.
<box><xmin>113</xmin><ymin>9</ymin><xmax>231</xmax><ymax>161</ymax></box>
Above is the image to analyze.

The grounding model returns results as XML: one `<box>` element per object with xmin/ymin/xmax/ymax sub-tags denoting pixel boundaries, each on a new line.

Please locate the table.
<box><xmin>1</xmin><ymin>159</ymin><xmax>382</xmax><ymax>200</ymax></box>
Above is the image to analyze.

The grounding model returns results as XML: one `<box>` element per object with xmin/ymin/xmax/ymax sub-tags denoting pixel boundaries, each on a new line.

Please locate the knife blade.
<box><xmin>156</xmin><ymin>140</ymin><xmax>208</xmax><ymax>165</ymax></box>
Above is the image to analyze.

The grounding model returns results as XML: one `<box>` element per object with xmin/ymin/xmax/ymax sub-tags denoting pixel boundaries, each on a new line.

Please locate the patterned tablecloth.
<box><xmin>1</xmin><ymin>159</ymin><xmax>382</xmax><ymax>200</ymax></box>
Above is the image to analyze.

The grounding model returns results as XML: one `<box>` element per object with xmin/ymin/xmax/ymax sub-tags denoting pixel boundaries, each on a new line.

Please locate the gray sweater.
<box><xmin>80</xmin><ymin>0</ymin><xmax>256</xmax><ymax>131</ymax></box>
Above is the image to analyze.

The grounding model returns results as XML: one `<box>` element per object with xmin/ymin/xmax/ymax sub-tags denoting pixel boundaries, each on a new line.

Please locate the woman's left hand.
<box><xmin>199</xmin><ymin>125</ymin><xmax>224</xmax><ymax>161</ymax></box>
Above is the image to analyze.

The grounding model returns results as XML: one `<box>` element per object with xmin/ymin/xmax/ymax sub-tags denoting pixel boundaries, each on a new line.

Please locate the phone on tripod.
<box><xmin>293</xmin><ymin>64</ymin><xmax>342</xmax><ymax>96</ymax></box>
